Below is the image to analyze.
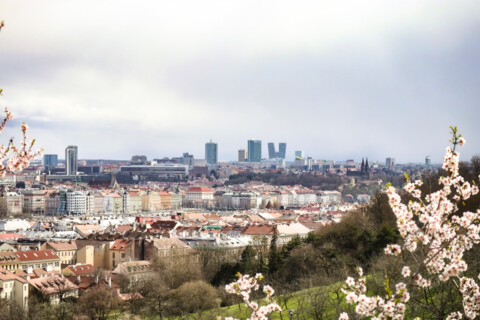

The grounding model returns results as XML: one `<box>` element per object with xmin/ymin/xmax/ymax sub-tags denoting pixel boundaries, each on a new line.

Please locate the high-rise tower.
<box><xmin>248</xmin><ymin>140</ymin><xmax>262</xmax><ymax>162</ymax></box>
<box><xmin>267</xmin><ymin>142</ymin><xmax>287</xmax><ymax>159</ymax></box>
<box><xmin>205</xmin><ymin>140</ymin><xmax>218</xmax><ymax>164</ymax></box>
<box><xmin>65</xmin><ymin>146</ymin><xmax>78</xmax><ymax>175</ymax></box>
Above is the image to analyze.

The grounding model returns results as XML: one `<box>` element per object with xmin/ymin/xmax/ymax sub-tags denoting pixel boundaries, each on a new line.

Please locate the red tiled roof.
<box><xmin>15</xmin><ymin>250</ymin><xmax>59</xmax><ymax>262</ymax></box>
<box><xmin>0</xmin><ymin>267</ymin><xmax>27</xmax><ymax>283</ymax></box>
<box><xmin>29</xmin><ymin>275</ymin><xmax>78</xmax><ymax>295</ymax></box>
<box><xmin>110</xmin><ymin>239</ymin><xmax>131</xmax><ymax>251</ymax></box>
<box><xmin>0</xmin><ymin>252</ymin><xmax>19</xmax><ymax>264</ymax></box>
<box><xmin>66</xmin><ymin>264</ymin><xmax>96</xmax><ymax>275</ymax></box>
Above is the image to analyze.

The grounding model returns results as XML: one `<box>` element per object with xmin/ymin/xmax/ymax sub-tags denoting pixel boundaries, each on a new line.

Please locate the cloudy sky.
<box><xmin>1</xmin><ymin>1</ymin><xmax>479</xmax><ymax>163</ymax></box>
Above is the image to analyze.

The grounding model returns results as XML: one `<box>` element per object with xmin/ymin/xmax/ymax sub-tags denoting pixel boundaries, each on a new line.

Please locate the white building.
<box><xmin>66</xmin><ymin>191</ymin><xmax>87</xmax><ymax>215</ymax></box>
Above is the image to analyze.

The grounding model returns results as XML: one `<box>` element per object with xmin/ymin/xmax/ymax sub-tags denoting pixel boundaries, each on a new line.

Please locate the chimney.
<box><xmin>108</xmin><ymin>275</ymin><xmax>111</xmax><ymax>288</ymax></box>
<box><xmin>77</xmin><ymin>274</ymin><xmax>81</xmax><ymax>283</ymax></box>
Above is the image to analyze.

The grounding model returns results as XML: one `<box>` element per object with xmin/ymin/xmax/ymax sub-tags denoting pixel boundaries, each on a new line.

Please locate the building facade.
<box><xmin>238</xmin><ymin>149</ymin><xmax>247</xmax><ymax>162</ymax></box>
<box><xmin>248</xmin><ymin>140</ymin><xmax>262</xmax><ymax>162</ymax></box>
<box><xmin>205</xmin><ymin>140</ymin><xmax>218</xmax><ymax>164</ymax></box>
<box><xmin>268</xmin><ymin>142</ymin><xmax>286</xmax><ymax>159</ymax></box>
<box><xmin>65</xmin><ymin>146</ymin><xmax>78</xmax><ymax>175</ymax></box>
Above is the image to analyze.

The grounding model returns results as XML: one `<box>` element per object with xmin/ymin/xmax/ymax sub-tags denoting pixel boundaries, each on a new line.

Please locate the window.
<box><xmin>112</xmin><ymin>253</ymin><xmax>115</xmax><ymax>259</ymax></box>
<box><xmin>55</xmin><ymin>262</ymin><xmax>59</xmax><ymax>266</ymax></box>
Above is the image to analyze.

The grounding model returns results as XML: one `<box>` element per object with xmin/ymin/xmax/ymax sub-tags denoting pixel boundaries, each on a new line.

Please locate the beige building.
<box><xmin>144</xmin><ymin>238</ymin><xmax>192</xmax><ymax>261</ymax></box>
<box><xmin>142</xmin><ymin>191</ymin><xmax>162</xmax><ymax>212</ymax></box>
<box><xmin>15</xmin><ymin>250</ymin><xmax>61</xmax><ymax>273</ymax></box>
<box><xmin>44</xmin><ymin>241</ymin><xmax>78</xmax><ymax>266</ymax></box>
<box><xmin>20</xmin><ymin>189</ymin><xmax>45</xmax><ymax>215</ymax></box>
<box><xmin>0</xmin><ymin>252</ymin><xmax>21</xmax><ymax>272</ymax></box>
<box><xmin>0</xmin><ymin>267</ymin><xmax>29</xmax><ymax>309</ymax></box>
<box><xmin>0</xmin><ymin>192</ymin><xmax>24</xmax><ymax>216</ymax></box>
<box><xmin>111</xmin><ymin>193</ymin><xmax>123</xmax><ymax>213</ymax></box>
<box><xmin>76</xmin><ymin>240</ymin><xmax>110</xmax><ymax>270</ymax></box>
<box><xmin>159</xmin><ymin>191</ymin><xmax>172</xmax><ymax>209</ymax></box>
<box><xmin>109</xmin><ymin>239</ymin><xmax>134</xmax><ymax>269</ymax></box>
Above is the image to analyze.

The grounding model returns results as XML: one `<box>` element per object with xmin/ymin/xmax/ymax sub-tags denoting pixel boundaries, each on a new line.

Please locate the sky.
<box><xmin>1</xmin><ymin>1</ymin><xmax>479</xmax><ymax>163</ymax></box>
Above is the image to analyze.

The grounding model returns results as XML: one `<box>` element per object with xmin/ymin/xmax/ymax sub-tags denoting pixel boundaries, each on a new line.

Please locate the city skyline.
<box><xmin>1</xmin><ymin>1</ymin><xmax>480</xmax><ymax>163</ymax></box>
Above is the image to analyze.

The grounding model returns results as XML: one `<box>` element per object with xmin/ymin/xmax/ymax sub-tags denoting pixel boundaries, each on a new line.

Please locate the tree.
<box><xmin>0</xmin><ymin>22</ymin><xmax>41</xmax><ymax>182</ymax></box>
<box><xmin>268</xmin><ymin>230</ymin><xmax>282</xmax><ymax>277</ymax></box>
<box><xmin>77</xmin><ymin>285</ymin><xmax>121</xmax><ymax>320</ymax></box>
<box><xmin>165</xmin><ymin>280</ymin><xmax>219</xmax><ymax>316</ymax></box>
<box><xmin>340</xmin><ymin>127</ymin><xmax>480</xmax><ymax>320</ymax></box>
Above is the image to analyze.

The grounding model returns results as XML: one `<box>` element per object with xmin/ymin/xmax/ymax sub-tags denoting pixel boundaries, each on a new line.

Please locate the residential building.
<box><xmin>0</xmin><ymin>267</ymin><xmax>29</xmax><ymax>308</ymax></box>
<box><xmin>15</xmin><ymin>250</ymin><xmax>61</xmax><ymax>273</ymax></box>
<box><xmin>184</xmin><ymin>187</ymin><xmax>214</xmax><ymax>208</ymax></box>
<box><xmin>65</xmin><ymin>146</ymin><xmax>78</xmax><ymax>175</ymax></box>
<box><xmin>141</xmin><ymin>191</ymin><xmax>162</xmax><ymax>212</ymax></box>
<box><xmin>248</xmin><ymin>140</ymin><xmax>262</xmax><ymax>162</ymax></box>
<box><xmin>45</xmin><ymin>241</ymin><xmax>77</xmax><ymax>266</ymax></box>
<box><xmin>44</xmin><ymin>191</ymin><xmax>60</xmax><ymax>215</ymax></box>
<box><xmin>0</xmin><ymin>252</ymin><xmax>21</xmax><ymax>271</ymax></box>
<box><xmin>144</xmin><ymin>238</ymin><xmax>192</xmax><ymax>261</ymax></box>
<box><xmin>21</xmin><ymin>189</ymin><xmax>45</xmax><ymax>215</ymax></box>
<box><xmin>123</xmin><ymin>191</ymin><xmax>142</xmax><ymax>213</ymax></box>
<box><xmin>109</xmin><ymin>239</ymin><xmax>135</xmax><ymax>269</ymax></box>
<box><xmin>28</xmin><ymin>274</ymin><xmax>78</xmax><ymax>304</ymax></box>
<box><xmin>0</xmin><ymin>192</ymin><xmax>24</xmax><ymax>216</ymax></box>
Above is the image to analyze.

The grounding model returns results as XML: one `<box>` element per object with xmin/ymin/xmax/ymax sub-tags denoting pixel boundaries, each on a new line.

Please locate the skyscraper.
<box><xmin>248</xmin><ymin>140</ymin><xmax>262</xmax><ymax>162</ymax></box>
<box><xmin>65</xmin><ymin>146</ymin><xmax>78</xmax><ymax>175</ymax></box>
<box><xmin>43</xmin><ymin>154</ymin><xmax>58</xmax><ymax>174</ymax></box>
<box><xmin>295</xmin><ymin>150</ymin><xmax>305</xmax><ymax>160</ymax></box>
<box><xmin>278</xmin><ymin>143</ymin><xmax>286</xmax><ymax>159</ymax></box>
<box><xmin>238</xmin><ymin>149</ymin><xmax>248</xmax><ymax>162</ymax></box>
<box><xmin>268</xmin><ymin>142</ymin><xmax>287</xmax><ymax>159</ymax></box>
<box><xmin>205</xmin><ymin>140</ymin><xmax>218</xmax><ymax>164</ymax></box>
<box><xmin>43</xmin><ymin>154</ymin><xmax>58</xmax><ymax>167</ymax></box>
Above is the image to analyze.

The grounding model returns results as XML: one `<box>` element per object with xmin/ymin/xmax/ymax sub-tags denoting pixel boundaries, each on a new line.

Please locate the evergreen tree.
<box><xmin>268</xmin><ymin>229</ymin><xmax>282</xmax><ymax>277</ymax></box>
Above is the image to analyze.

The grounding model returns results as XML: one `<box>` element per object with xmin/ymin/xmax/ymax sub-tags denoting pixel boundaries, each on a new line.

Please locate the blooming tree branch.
<box><xmin>222</xmin><ymin>273</ymin><xmax>282</xmax><ymax>320</ymax></box>
<box><xmin>0</xmin><ymin>21</ymin><xmax>42</xmax><ymax>177</ymax></box>
<box><xmin>340</xmin><ymin>126</ymin><xmax>480</xmax><ymax>320</ymax></box>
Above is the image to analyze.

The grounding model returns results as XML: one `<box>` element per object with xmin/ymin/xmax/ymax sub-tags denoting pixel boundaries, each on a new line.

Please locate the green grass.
<box><xmin>206</xmin><ymin>282</ymin><xmax>350</xmax><ymax>320</ymax></box>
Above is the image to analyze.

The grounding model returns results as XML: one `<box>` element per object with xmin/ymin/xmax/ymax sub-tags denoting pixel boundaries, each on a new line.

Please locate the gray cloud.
<box><xmin>0</xmin><ymin>1</ymin><xmax>479</xmax><ymax>163</ymax></box>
